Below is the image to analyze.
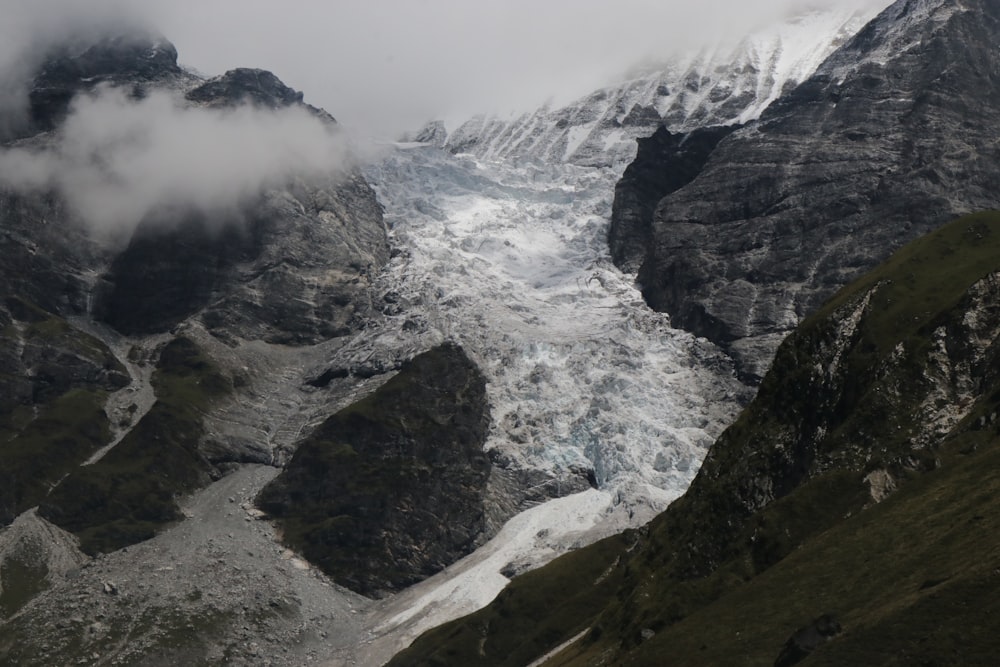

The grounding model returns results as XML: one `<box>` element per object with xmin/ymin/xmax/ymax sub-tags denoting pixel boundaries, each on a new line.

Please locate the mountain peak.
<box><xmin>27</xmin><ymin>30</ymin><xmax>185</xmax><ymax>135</ymax></box>
<box><xmin>433</xmin><ymin>2</ymin><xmax>884</xmax><ymax>169</ymax></box>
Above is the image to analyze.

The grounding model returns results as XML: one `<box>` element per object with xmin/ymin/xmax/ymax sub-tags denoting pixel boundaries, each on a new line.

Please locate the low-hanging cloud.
<box><xmin>0</xmin><ymin>85</ymin><xmax>350</xmax><ymax>234</ymax></box>
<box><xmin>149</xmin><ymin>0</ymin><xmax>893</xmax><ymax>138</ymax></box>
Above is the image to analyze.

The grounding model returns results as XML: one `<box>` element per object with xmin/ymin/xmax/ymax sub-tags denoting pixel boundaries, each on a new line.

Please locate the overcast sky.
<box><xmin>7</xmin><ymin>0</ymin><xmax>891</xmax><ymax>139</ymax></box>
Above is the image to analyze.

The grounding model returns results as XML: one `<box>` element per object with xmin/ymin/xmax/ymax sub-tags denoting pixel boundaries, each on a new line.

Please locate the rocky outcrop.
<box><xmin>258</xmin><ymin>343</ymin><xmax>492</xmax><ymax>597</ymax></box>
<box><xmin>0</xmin><ymin>510</ymin><xmax>89</xmax><ymax>619</ymax></box>
<box><xmin>198</xmin><ymin>173</ymin><xmax>388</xmax><ymax>345</ymax></box>
<box><xmin>609</xmin><ymin>124</ymin><xmax>739</xmax><ymax>273</ymax></box>
<box><xmin>93</xmin><ymin>170</ymin><xmax>388</xmax><ymax>344</ymax></box>
<box><xmin>631</xmin><ymin>0</ymin><xmax>1000</xmax><ymax>379</ymax></box>
<box><xmin>186</xmin><ymin>68</ymin><xmax>306</xmax><ymax>109</ymax></box>
<box><xmin>88</xmin><ymin>62</ymin><xmax>389</xmax><ymax>343</ymax></box>
<box><xmin>774</xmin><ymin>614</ymin><xmax>843</xmax><ymax>667</ymax></box>
<box><xmin>27</xmin><ymin>32</ymin><xmax>189</xmax><ymax>136</ymax></box>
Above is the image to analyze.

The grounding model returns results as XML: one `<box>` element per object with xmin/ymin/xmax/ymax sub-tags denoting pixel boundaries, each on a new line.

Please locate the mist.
<box><xmin>147</xmin><ymin>0</ymin><xmax>893</xmax><ymax>138</ymax></box>
<box><xmin>0</xmin><ymin>0</ymin><xmax>893</xmax><ymax>234</ymax></box>
<box><xmin>0</xmin><ymin>0</ymin><xmax>148</xmax><ymax>137</ymax></box>
<box><xmin>1</xmin><ymin>0</ymin><xmax>893</xmax><ymax>140</ymax></box>
<box><xmin>0</xmin><ymin>86</ymin><xmax>349</xmax><ymax>235</ymax></box>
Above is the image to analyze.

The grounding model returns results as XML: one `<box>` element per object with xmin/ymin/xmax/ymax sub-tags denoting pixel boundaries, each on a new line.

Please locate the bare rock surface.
<box><xmin>627</xmin><ymin>0</ymin><xmax>1000</xmax><ymax>379</ymax></box>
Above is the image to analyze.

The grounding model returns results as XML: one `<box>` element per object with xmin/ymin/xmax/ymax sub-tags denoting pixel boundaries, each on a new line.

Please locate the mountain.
<box><xmin>4</xmin><ymin>2</ymin><xmax>979</xmax><ymax>665</ymax></box>
<box><xmin>0</xmin><ymin>30</ymin><xmax>406</xmax><ymax>666</ymax></box>
<box><xmin>387</xmin><ymin>209</ymin><xmax>1000</xmax><ymax>666</ymax></box>
<box><xmin>612</xmin><ymin>0</ymin><xmax>1000</xmax><ymax>380</ymax></box>
<box><xmin>432</xmin><ymin>5</ymin><xmax>879</xmax><ymax>169</ymax></box>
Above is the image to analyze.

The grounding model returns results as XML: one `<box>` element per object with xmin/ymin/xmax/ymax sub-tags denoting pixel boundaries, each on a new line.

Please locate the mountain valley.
<box><xmin>4</xmin><ymin>0</ymin><xmax>1000</xmax><ymax>665</ymax></box>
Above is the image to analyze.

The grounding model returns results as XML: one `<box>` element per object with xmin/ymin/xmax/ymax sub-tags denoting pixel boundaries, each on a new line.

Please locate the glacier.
<box><xmin>0</xmin><ymin>4</ymin><xmax>899</xmax><ymax>667</ymax></box>
<box><xmin>336</xmin><ymin>6</ymin><xmax>891</xmax><ymax>661</ymax></box>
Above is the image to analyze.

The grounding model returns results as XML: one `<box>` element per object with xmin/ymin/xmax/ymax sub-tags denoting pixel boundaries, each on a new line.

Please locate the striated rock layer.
<box><xmin>620</xmin><ymin>0</ymin><xmax>1000</xmax><ymax>379</ymax></box>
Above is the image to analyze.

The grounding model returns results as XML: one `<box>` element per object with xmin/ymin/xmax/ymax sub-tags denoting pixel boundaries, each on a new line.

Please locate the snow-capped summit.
<box><xmin>431</xmin><ymin>4</ymin><xmax>885</xmax><ymax>168</ymax></box>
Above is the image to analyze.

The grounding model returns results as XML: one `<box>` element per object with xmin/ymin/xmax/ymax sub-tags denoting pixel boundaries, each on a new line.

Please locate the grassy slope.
<box><xmin>389</xmin><ymin>211</ymin><xmax>1000</xmax><ymax>666</ymax></box>
<box><xmin>39</xmin><ymin>337</ymin><xmax>230</xmax><ymax>555</ymax></box>
<box><xmin>0</xmin><ymin>305</ymin><xmax>126</xmax><ymax>524</ymax></box>
<box><xmin>388</xmin><ymin>532</ymin><xmax>635</xmax><ymax>667</ymax></box>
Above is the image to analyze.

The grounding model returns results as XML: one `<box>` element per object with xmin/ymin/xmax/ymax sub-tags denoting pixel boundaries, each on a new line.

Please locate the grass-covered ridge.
<box><xmin>388</xmin><ymin>211</ymin><xmax>1000</xmax><ymax>666</ymax></box>
<box><xmin>39</xmin><ymin>336</ymin><xmax>231</xmax><ymax>555</ymax></box>
<box><xmin>811</xmin><ymin>210</ymin><xmax>1000</xmax><ymax>351</ymax></box>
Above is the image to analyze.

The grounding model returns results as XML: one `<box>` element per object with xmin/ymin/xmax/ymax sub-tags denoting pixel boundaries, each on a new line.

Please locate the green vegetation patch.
<box><xmin>0</xmin><ymin>301</ymin><xmax>128</xmax><ymax>525</ymax></box>
<box><xmin>604</xmin><ymin>431</ymin><xmax>1000</xmax><ymax>666</ymax></box>
<box><xmin>388</xmin><ymin>532</ymin><xmax>634</xmax><ymax>667</ymax></box>
<box><xmin>0</xmin><ymin>389</ymin><xmax>111</xmax><ymax>525</ymax></box>
<box><xmin>812</xmin><ymin>211</ymin><xmax>1000</xmax><ymax>352</ymax></box>
<box><xmin>259</xmin><ymin>343</ymin><xmax>491</xmax><ymax>596</ymax></box>
<box><xmin>39</xmin><ymin>337</ymin><xmax>230</xmax><ymax>555</ymax></box>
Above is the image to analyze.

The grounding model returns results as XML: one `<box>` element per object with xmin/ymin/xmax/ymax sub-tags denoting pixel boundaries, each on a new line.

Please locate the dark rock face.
<box><xmin>28</xmin><ymin>33</ymin><xmax>185</xmax><ymax>134</ymax></box>
<box><xmin>94</xmin><ymin>213</ymin><xmax>261</xmax><ymax>335</ymax></box>
<box><xmin>258</xmin><ymin>343</ymin><xmax>492</xmax><ymax>597</ymax></box>
<box><xmin>94</xmin><ymin>179</ymin><xmax>387</xmax><ymax>344</ymax></box>
<box><xmin>198</xmin><ymin>174</ymin><xmax>388</xmax><ymax>345</ymax></box>
<box><xmin>630</xmin><ymin>0</ymin><xmax>1000</xmax><ymax>379</ymax></box>
<box><xmin>81</xmin><ymin>65</ymin><xmax>388</xmax><ymax>341</ymax></box>
<box><xmin>186</xmin><ymin>68</ymin><xmax>305</xmax><ymax>110</ymax></box>
<box><xmin>609</xmin><ymin>124</ymin><xmax>739</xmax><ymax>273</ymax></box>
<box><xmin>0</xmin><ymin>194</ymin><xmax>100</xmax><ymax>318</ymax></box>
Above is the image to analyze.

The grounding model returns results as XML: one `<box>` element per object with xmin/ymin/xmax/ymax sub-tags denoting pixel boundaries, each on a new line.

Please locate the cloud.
<box><xmin>0</xmin><ymin>85</ymin><xmax>349</xmax><ymax>235</ymax></box>
<box><xmin>0</xmin><ymin>0</ymin><xmax>894</xmax><ymax>145</ymax></box>
<box><xmin>0</xmin><ymin>0</ymin><xmax>148</xmax><ymax>137</ymax></box>
<box><xmin>146</xmin><ymin>0</ymin><xmax>893</xmax><ymax>138</ymax></box>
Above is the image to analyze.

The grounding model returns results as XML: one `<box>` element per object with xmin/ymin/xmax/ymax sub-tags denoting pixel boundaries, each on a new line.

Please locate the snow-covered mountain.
<box><xmin>427</xmin><ymin>4</ymin><xmax>883</xmax><ymax>168</ymax></box>
<box><xmin>338</xmin><ymin>3</ymin><xmax>892</xmax><ymax>658</ymax></box>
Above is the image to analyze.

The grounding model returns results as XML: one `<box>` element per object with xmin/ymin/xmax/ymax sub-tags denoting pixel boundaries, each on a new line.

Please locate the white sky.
<box><xmin>7</xmin><ymin>0</ymin><xmax>891</xmax><ymax>138</ymax></box>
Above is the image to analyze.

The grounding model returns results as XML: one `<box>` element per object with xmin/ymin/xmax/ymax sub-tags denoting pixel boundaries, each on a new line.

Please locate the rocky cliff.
<box><xmin>389</xmin><ymin>211</ymin><xmax>1000</xmax><ymax>666</ymax></box>
<box><xmin>613</xmin><ymin>0</ymin><xmax>1000</xmax><ymax>380</ymax></box>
